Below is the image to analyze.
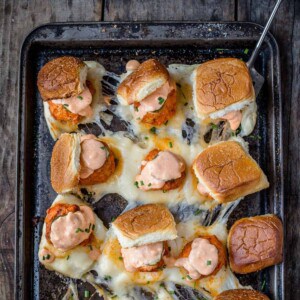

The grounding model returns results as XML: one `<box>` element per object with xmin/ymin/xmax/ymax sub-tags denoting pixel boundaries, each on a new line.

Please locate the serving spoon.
<box><xmin>247</xmin><ymin>0</ymin><xmax>283</xmax><ymax>96</ymax></box>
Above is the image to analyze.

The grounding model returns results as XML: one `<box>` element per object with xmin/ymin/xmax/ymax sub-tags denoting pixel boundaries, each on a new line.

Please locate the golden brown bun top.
<box><xmin>117</xmin><ymin>59</ymin><xmax>169</xmax><ymax>104</ymax></box>
<box><xmin>50</xmin><ymin>133</ymin><xmax>80</xmax><ymax>193</ymax></box>
<box><xmin>37</xmin><ymin>56</ymin><xmax>86</xmax><ymax>101</ymax></box>
<box><xmin>194</xmin><ymin>58</ymin><xmax>254</xmax><ymax>114</ymax></box>
<box><xmin>193</xmin><ymin>141</ymin><xmax>262</xmax><ymax>194</ymax></box>
<box><xmin>113</xmin><ymin>204</ymin><xmax>175</xmax><ymax>239</ymax></box>
<box><xmin>228</xmin><ymin>214</ymin><xmax>283</xmax><ymax>273</ymax></box>
<box><xmin>214</xmin><ymin>289</ymin><xmax>270</xmax><ymax>300</ymax></box>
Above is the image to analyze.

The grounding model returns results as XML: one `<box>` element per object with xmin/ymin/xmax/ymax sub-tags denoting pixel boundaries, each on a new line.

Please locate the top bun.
<box><xmin>117</xmin><ymin>59</ymin><xmax>170</xmax><ymax>105</ymax></box>
<box><xmin>192</xmin><ymin>58</ymin><xmax>255</xmax><ymax>119</ymax></box>
<box><xmin>214</xmin><ymin>289</ymin><xmax>270</xmax><ymax>300</ymax></box>
<box><xmin>37</xmin><ymin>56</ymin><xmax>88</xmax><ymax>101</ymax></box>
<box><xmin>112</xmin><ymin>204</ymin><xmax>177</xmax><ymax>248</ymax></box>
<box><xmin>193</xmin><ymin>141</ymin><xmax>269</xmax><ymax>203</ymax></box>
<box><xmin>50</xmin><ymin>133</ymin><xmax>81</xmax><ymax>193</ymax></box>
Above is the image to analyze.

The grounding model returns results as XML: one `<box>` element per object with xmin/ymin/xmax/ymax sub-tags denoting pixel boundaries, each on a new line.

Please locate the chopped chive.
<box><xmin>244</xmin><ymin>48</ymin><xmax>249</xmax><ymax>54</ymax></box>
<box><xmin>88</xmin><ymin>245</ymin><xmax>93</xmax><ymax>251</ymax></box>
<box><xmin>190</xmin><ymin>107</ymin><xmax>194</xmax><ymax>110</ymax></box>
<box><xmin>101</xmin><ymin>146</ymin><xmax>106</xmax><ymax>150</ymax></box>
<box><xmin>77</xmin><ymin>96</ymin><xmax>83</xmax><ymax>100</ymax></box>
<box><xmin>76</xmin><ymin>228</ymin><xmax>84</xmax><ymax>233</ymax></box>
<box><xmin>104</xmin><ymin>275</ymin><xmax>112</xmax><ymax>281</ymax></box>
<box><xmin>249</xmin><ymin>134</ymin><xmax>262</xmax><ymax>140</ymax></box>
<box><xmin>85</xmin><ymin>228</ymin><xmax>90</xmax><ymax>233</ymax></box>
<box><xmin>210</xmin><ymin>123</ymin><xmax>219</xmax><ymax>130</ymax></box>
<box><xmin>144</xmin><ymin>136</ymin><xmax>149</xmax><ymax>140</ymax></box>
<box><xmin>84</xmin><ymin>290</ymin><xmax>90</xmax><ymax>298</ymax></box>
<box><xmin>194</xmin><ymin>209</ymin><xmax>203</xmax><ymax>216</ymax></box>
<box><xmin>42</xmin><ymin>256</ymin><xmax>45</xmax><ymax>261</ymax></box>
<box><xmin>159</xmin><ymin>283</ymin><xmax>164</xmax><ymax>287</ymax></box>
<box><xmin>150</xmin><ymin>127</ymin><xmax>157</xmax><ymax>134</ymax></box>
<box><xmin>111</xmin><ymin>296</ymin><xmax>117</xmax><ymax>299</ymax></box>
<box><xmin>140</xmin><ymin>181</ymin><xmax>144</xmax><ymax>186</ymax></box>
<box><xmin>119</xmin><ymin>256</ymin><xmax>123</xmax><ymax>260</ymax></box>
<box><xmin>111</xmin><ymin>217</ymin><xmax>116</xmax><ymax>222</ymax></box>
<box><xmin>66</xmin><ymin>255</ymin><xmax>70</xmax><ymax>260</ymax></box>
<box><xmin>63</xmin><ymin>104</ymin><xmax>70</xmax><ymax>111</ymax></box>
<box><xmin>181</xmin><ymin>276</ymin><xmax>186</xmax><ymax>280</ymax></box>
<box><xmin>148</xmin><ymin>183</ymin><xmax>152</xmax><ymax>187</ymax></box>
<box><xmin>134</xmin><ymin>181</ymin><xmax>139</xmax><ymax>188</ymax></box>
<box><xmin>163</xmin><ymin>190</ymin><xmax>167</xmax><ymax>193</ymax></box>
<box><xmin>169</xmin><ymin>141</ymin><xmax>173</xmax><ymax>148</ymax></box>
<box><xmin>184</xmin><ymin>102</ymin><xmax>188</xmax><ymax>106</ymax></box>
<box><xmin>46</xmin><ymin>254</ymin><xmax>50</xmax><ymax>260</ymax></box>
<box><xmin>134</xmin><ymin>106</ymin><xmax>139</xmax><ymax>111</ymax></box>
<box><xmin>158</xmin><ymin>97</ymin><xmax>165</xmax><ymax>105</ymax></box>
<box><xmin>164</xmin><ymin>120</ymin><xmax>168</xmax><ymax>125</ymax></box>
<box><xmin>168</xmin><ymin>246</ymin><xmax>171</xmax><ymax>252</ymax></box>
<box><xmin>216</xmin><ymin>48</ymin><xmax>225</xmax><ymax>51</ymax></box>
<box><xmin>168</xmin><ymin>291</ymin><xmax>175</xmax><ymax>295</ymax></box>
<box><xmin>92</xmin><ymin>224</ymin><xmax>95</xmax><ymax>230</ymax></box>
<box><xmin>186</xmin><ymin>275</ymin><xmax>192</xmax><ymax>280</ymax></box>
<box><xmin>261</xmin><ymin>279</ymin><xmax>266</xmax><ymax>290</ymax></box>
<box><xmin>207</xmin><ymin>260</ymin><xmax>212</xmax><ymax>265</ymax></box>
<box><xmin>147</xmin><ymin>281</ymin><xmax>150</xmax><ymax>284</ymax></box>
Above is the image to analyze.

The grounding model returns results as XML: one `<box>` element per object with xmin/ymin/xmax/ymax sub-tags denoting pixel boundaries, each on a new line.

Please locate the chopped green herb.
<box><xmin>118</xmin><ymin>256</ymin><xmax>123</xmax><ymax>260</ymax></box>
<box><xmin>147</xmin><ymin>281</ymin><xmax>150</xmax><ymax>284</ymax></box>
<box><xmin>249</xmin><ymin>134</ymin><xmax>262</xmax><ymax>140</ymax></box>
<box><xmin>134</xmin><ymin>181</ymin><xmax>139</xmax><ymax>188</ymax></box>
<box><xmin>66</xmin><ymin>255</ymin><xmax>70</xmax><ymax>260</ymax></box>
<box><xmin>158</xmin><ymin>97</ymin><xmax>165</xmax><ymax>105</ymax></box>
<box><xmin>168</xmin><ymin>246</ymin><xmax>171</xmax><ymax>252</ymax></box>
<box><xmin>101</xmin><ymin>146</ymin><xmax>106</xmax><ymax>150</ymax></box>
<box><xmin>140</xmin><ymin>180</ymin><xmax>144</xmax><ymax>186</ymax></box>
<box><xmin>84</xmin><ymin>290</ymin><xmax>90</xmax><ymax>298</ymax></box>
<box><xmin>244</xmin><ymin>48</ymin><xmax>249</xmax><ymax>54</ymax></box>
<box><xmin>190</xmin><ymin>107</ymin><xmax>194</xmax><ymax>110</ymax></box>
<box><xmin>216</xmin><ymin>48</ymin><xmax>225</xmax><ymax>51</ymax></box>
<box><xmin>111</xmin><ymin>217</ymin><xmax>116</xmax><ymax>222</ymax></box>
<box><xmin>111</xmin><ymin>296</ymin><xmax>117</xmax><ymax>299</ymax></box>
<box><xmin>207</xmin><ymin>260</ymin><xmax>212</xmax><ymax>266</ymax></box>
<box><xmin>210</xmin><ymin>123</ymin><xmax>219</xmax><ymax>130</ymax></box>
<box><xmin>159</xmin><ymin>283</ymin><xmax>164</xmax><ymax>287</ymax></box>
<box><xmin>194</xmin><ymin>209</ymin><xmax>203</xmax><ymax>216</ymax></box>
<box><xmin>164</xmin><ymin>120</ymin><xmax>168</xmax><ymax>125</ymax></box>
<box><xmin>150</xmin><ymin>127</ymin><xmax>157</xmax><ymax>134</ymax></box>
<box><xmin>148</xmin><ymin>183</ymin><xmax>152</xmax><ymax>187</ymax></box>
<box><xmin>184</xmin><ymin>102</ymin><xmax>188</xmax><ymax>106</ymax></box>
<box><xmin>168</xmin><ymin>291</ymin><xmax>175</xmax><ymax>295</ymax></box>
<box><xmin>92</xmin><ymin>224</ymin><xmax>95</xmax><ymax>230</ymax></box>
<box><xmin>77</xmin><ymin>96</ymin><xmax>83</xmax><ymax>100</ymax></box>
<box><xmin>88</xmin><ymin>245</ymin><xmax>93</xmax><ymax>251</ymax></box>
<box><xmin>181</xmin><ymin>276</ymin><xmax>186</xmax><ymax>280</ymax></box>
<box><xmin>85</xmin><ymin>228</ymin><xmax>90</xmax><ymax>233</ymax></box>
<box><xmin>63</xmin><ymin>104</ymin><xmax>70</xmax><ymax>111</ymax></box>
<box><xmin>46</xmin><ymin>254</ymin><xmax>50</xmax><ymax>260</ymax></box>
<box><xmin>104</xmin><ymin>275</ymin><xmax>112</xmax><ymax>281</ymax></box>
<box><xmin>76</xmin><ymin>228</ymin><xmax>84</xmax><ymax>233</ymax></box>
<box><xmin>169</xmin><ymin>141</ymin><xmax>173</xmax><ymax>148</ymax></box>
<box><xmin>42</xmin><ymin>256</ymin><xmax>45</xmax><ymax>261</ymax></box>
<box><xmin>261</xmin><ymin>279</ymin><xmax>266</xmax><ymax>291</ymax></box>
<box><xmin>134</xmin><ymin>106</ymin><xmax>139</xmax><ymax>112</ymax></box>
<box><xmin>144</xmin><ymin>136</ymin><xmax>149</xmax><ymax>140</ymax></box>
<box><xmin>176</xmin><ymin>83</ymin><xmax>181</xmax><ymax>88</ymax></box>
<box><xmin>162</xmin><ymin>190</ymin><xmax>167</xmax><ymax>193</ymax></box>
<box><xmin>186</xmin><ymin>275</ymin><xmax>192</xmax><ymax>280</ymax></box>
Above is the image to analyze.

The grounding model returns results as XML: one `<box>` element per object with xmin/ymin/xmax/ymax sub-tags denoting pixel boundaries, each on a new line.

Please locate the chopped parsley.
<box><xmin>210</xmin><ymin>123</ymin><xmax>219</xmax><ymax>130</ymax></box>
<box><xmin>244</xmin><ymin>48</ymin><xmax>249</xmax><ymax>54</ymax></box>
<box><xmin>207</xmin><ymin>260</ymin><xmax>212</xmax><ymax>266</ymax></box>
<box><xmin>150</xmin><ymin>127</ymin><xmax>157</xmax><ymax>134</ymax></box>
<box><xmin>169</xmin><ymin>141</ymin><xmax>173</xmax><ymax>148</ymax></box>
<box><xmin>76</xmin><ymin>228</ymin><xmax>84</xmax><ymax>233</ymax></box>
<box><xmin>77</xmin><ymin>96</ymin><xmax>83</xmax><ymax>100</ymax></box>
<box><xmin>158</xmin><ymin>97</ymin><xmax>165</xmax><ymax>105</ymax></box>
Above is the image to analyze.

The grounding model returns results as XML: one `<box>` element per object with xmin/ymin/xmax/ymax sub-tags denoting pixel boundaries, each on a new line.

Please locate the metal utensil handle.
<box><xmin>247</xmin><ymin>0</ymin><xmax>283</xmax><ymax>68</ymax></box>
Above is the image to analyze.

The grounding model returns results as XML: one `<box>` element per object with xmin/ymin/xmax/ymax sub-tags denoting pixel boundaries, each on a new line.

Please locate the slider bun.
<box><xmin>193</xmin><ymin>141</ymin><xmax>269</xmax><ymax>203</ymax></box>
<box><xmin>228</xmin><ymin>214</ymin><xmax>283</xmax><ymax>274</ymax></box>
<box><xmin>117</xmin><ymin>59</ymin><xmax>170</xmax><ymax>105</ymax></box>
<box><xmin>214</xmin><ymin>289</ymin><xmax>270</xmax><ymax>300</ymax></box>
<box><xmin>51</xmin><ymin>133</ymin><xmax>81</xmax><ymax>194</ymax></box>
<box><xmin>112</xmin><ymin>204</ymin><xmax>177</xmax><ymax>248</ymax></box>
<box><xmin>192</xmin><ymin>58</ymin><xmax>255</xmax><ymax>119</ymax></box>
<box><xmin>38</xmin><ymin>56</ymin><xmax>87</xmax><ymax>101</ymax></box>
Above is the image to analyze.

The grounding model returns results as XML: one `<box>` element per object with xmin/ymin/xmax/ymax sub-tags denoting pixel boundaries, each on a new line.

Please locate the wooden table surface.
<box><xmin>0</xmin><ymin>0</ymin><xmax>298</xmax><ymax>299</ymax></box>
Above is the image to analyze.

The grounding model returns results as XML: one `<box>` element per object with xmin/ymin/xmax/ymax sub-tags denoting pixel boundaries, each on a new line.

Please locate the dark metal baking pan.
<box><xmin>15</xmin><ymin>22</ymin><xmax>284</xmax><ymax>300</ymax></box>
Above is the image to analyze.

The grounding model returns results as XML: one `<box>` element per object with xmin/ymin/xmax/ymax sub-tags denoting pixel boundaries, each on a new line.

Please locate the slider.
<box><xmin>112</xmin><ymin>204</ymin><xmax>177</xmax><ymax>272</ymax></box>
<box><xmin>117</xmin><ymin>59</ymin><xmax>177</xmax><ymax>126</ymax></box>
<box><xmin>192</xmin><ymin>58</ymin><xmax>256</xmax><ymax>135</ymax></box>
<box><xmin>135</xmin><ymin>149</ymin><xmax>186</xmax><ymax>191</ymax></box>
<box><xmin>214</xmin><ymin>289</ymin><xmax>270</xmax><ymax>300</ymax></box>
<box><xmin>174</xmin><ymin>235</ymin><xmax>226</xmax><ymax>280</ymax></box>
<box><xmin>37</xmin><ymin>56</ymin><xmax>104</xmax><ymax>139</ymax></box>
<box><xmin>38</xmin><ymin>195</ymin><xmax>106</xmax><ymax>278</ymax></box>
<box><xmin>192</xmin><ymin>140</ymin><xmax>269</xmax><ymax>203</ymax></box>
<box><xmin>51</xmin><ymin>133</ymin><xmax>116</xmax><ymax>193</ymax></box>
<box><xmin>228</xmin><ymin>214</ymin><xmax>283</xmax><ymax>274</ymax></box>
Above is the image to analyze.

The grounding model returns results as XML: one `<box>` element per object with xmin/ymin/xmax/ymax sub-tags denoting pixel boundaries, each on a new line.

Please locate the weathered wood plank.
<box><xmin>237</xmin><ymin>1</ymin><xmax>300</xmax><ymax>299</ymax></box>
<box><xmin>104</xmin><ymin>0</ymin><xmax>236</xmax><ymax>21</ymax></box>
<box><xmin>0</xmin><ymin>1</ymin><xmax>103</xmax><ymax>299</ymax></box>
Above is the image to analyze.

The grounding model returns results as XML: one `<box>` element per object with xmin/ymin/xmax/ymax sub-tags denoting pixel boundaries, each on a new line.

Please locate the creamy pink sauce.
<box><xmin>197</xmin><ymin>181</ymin><xmax>210</xmax><ymax>196</ymax></box>
<box><xmin>50</xmin><ymin>206</ymin><xmax>95</xmax><ymax>251</ymax></box>
<box><xmin>121</xmin><ymin>242</ymin><xmax>164</xmax><ymax>272</ymax></box>
<box><xmin>79</xmin><ymin>135</ymin><xmax>108</xmax><ymax>179</ymax></box>
<box><xmin>134</xmin><ymin>81</ymin><xmax>173</xmax><ymax>120</ymax></box>
<box><xmin>89</xmin><ymin>248</ymin><xmax>101</xmax><ymax>261</ymax></box>
<box><xmin>52</xmin><ymin>87</ymin><xmax>93</xmax><ymax>117</ymax></box>
<box><xmin>175</xmin><ymin>238</ymin><xmax>219</xmax><ymax>280</ymax></box>
<box><xmin>40</xmin><ymin>248</ymin><xmax>55</xmax><ymax>263</ymax></box>
<box><xmin>222</xmin><ymin>110</ymin><xmax>242</xmax><ymax>130</ymax></box>
<box><xmin>126</xmin><ymin>60</ymin><xmax>140</xmax><ymax>72</ymax></box>
<box><xmin>136</xmin><ymin>151</ymin><xmax>185</xmax><ymax>191</ymax></box>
